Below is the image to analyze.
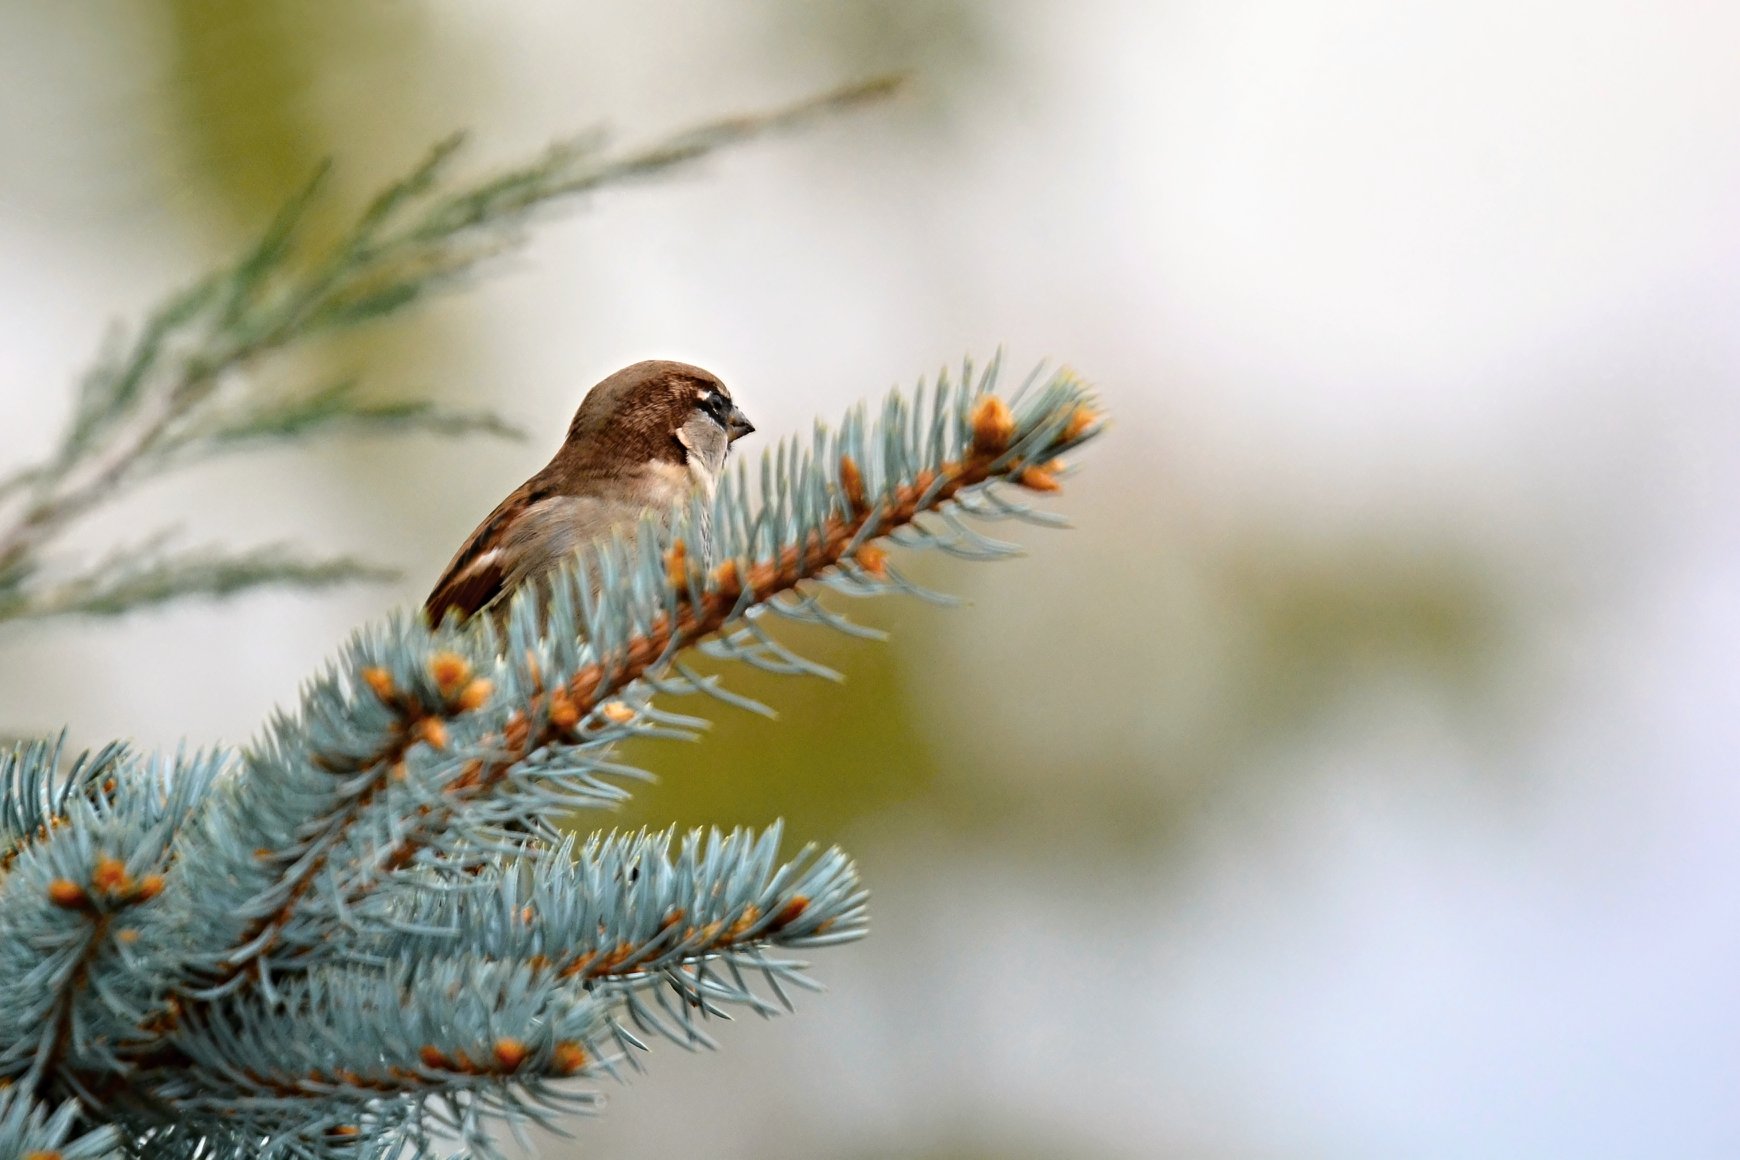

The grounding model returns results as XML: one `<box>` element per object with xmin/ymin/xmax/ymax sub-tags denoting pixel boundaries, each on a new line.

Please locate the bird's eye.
<box><xmin>697</xmin><ymin>390</ymin><xmax>732</xmax><ymax>428</ymax></box>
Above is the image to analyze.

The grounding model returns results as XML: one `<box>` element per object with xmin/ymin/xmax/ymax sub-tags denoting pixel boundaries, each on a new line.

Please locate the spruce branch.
<box><xmin>0</xmin><ymin>355</ymin><xmax>1101</xmax><ymax>1155</ymax></box>
<box><xmin>0</xmin><ymin>537</ymin><xmax>399</xmax><ymax>624</ymax></box>
<box><xmin>367</xmin><ymin>826</ymin><xmax>866</xmax><ymax>1061</ymax></box>
<box><xmin>149</xmin><ymin>380</ymin><xmax>528</xmax><ymax>469</ymax></box>
<box><xmin>171</xmin><ymin>358</ymin><xmax>1098</xmax><ymax>998</ymax></box>
<box><xmin>0</xmin><ymin>75</ymin><xmax>900</xmax><ymax>628</ymax></box>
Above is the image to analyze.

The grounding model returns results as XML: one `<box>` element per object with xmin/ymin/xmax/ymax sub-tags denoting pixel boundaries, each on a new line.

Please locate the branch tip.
<box><xmin>92</xmin><ymin>854</ymin><xmax>130</xmax><ymax>895</ymax></box>
<box><xmin>47</xmin><ymin>878</ymin><xmax>90</xmax><ymax>910</ymax></box>
<box><xmin>454</xmin><ymin>677</ymin><xmax>493</xmax><ymax>713</ymax></box>
<box><xmin>665</xmin><ymin>539</ymin><xmax>690</xmax><ymax>592</ymax></box>
<box><xmin>1062</xmin><ymin>404</ymin><xmax>1100</xmax><ymax>442</ymax></box>
<box><xmin>492</xmin><ymin>1038</ymin><xmax>529</xmax><ymax>1072</ymax></box>
<box><xmin>768</xmin><ymin>895</ymin><xmax>810</xmax><ymax>932</ymax></box>
<box><xmin>1015</xmin><ymin>465</ymin><xmax>1061</xmax><ymax>493</ymax></box>
<box><xmin>547</xmin><ymin>688</ymin><xmax>580</xmax><ymax>732</ymax></box>
<box><xmin>414</xmin><ymin>717</ymin><xmax>448</xmax><ymax>751</ymax></box>
<box><xmin>430</xmin><ymin>651</ymin><xmax>472</xmax><ymax>697</ymax></box>
<box><xmin>855</xmin><ymin>544</ymin><xmax>889</xmax><ymax>578</ymax></box>
<box><xmin>361</xmin><ymin>667</ymin><xmax>396</xmax><ymax>704</ymax></box>
<box><xmin>970</xmin><ymin>394</ymin><xmax>1016</xmax><ymax>456</ymax></box>
<box><xmin>838</xmin><ymin>455</ymin><xmax>868</xmax><ymax>514</ymax></box>
<box><xmin>551</xmin><ymin>1042</ymin><xmax>588</xmax><ymax>1076</ymax></box>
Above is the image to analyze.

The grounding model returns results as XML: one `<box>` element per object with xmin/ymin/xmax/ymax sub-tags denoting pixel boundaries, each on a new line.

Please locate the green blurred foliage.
<box><xmin>161</xmin><ymin>0</ymin><xmax>436</xmax><ymax>237</ymax></box>
<box><xmin>162</xmin><ymin>1</ymin><xmax>327</xmax><ymax>231</ymax></box>
<box><xmin>1212</xmin><ymin>532</ymin><xmax>1510</xmax><ymax>733</ymax></box>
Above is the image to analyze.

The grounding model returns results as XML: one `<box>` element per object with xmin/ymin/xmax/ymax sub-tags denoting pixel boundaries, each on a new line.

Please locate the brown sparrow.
<box><xmin>424</xmin><ymin>360</ymin><xmax>753</xmax><ymax>625</ymax></box>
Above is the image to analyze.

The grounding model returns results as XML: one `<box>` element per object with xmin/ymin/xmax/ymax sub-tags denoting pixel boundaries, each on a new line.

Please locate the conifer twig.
<box><xmin>1</xmin><ymin>359</ymin><xmax>1101</xmax><ymax>1156</ymax></box>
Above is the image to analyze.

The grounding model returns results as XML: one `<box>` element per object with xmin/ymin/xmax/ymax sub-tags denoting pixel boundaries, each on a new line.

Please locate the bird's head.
<box><xmin>564</xmin><ymin>359</ymin><xmax>753</xmax><ymax>480</ymax></box>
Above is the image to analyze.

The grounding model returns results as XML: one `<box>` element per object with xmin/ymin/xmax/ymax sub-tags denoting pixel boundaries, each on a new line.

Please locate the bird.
<box><xmin>424</xmin><ymin>359</ymin><xmax>753</xmax><ymax>626</ymax></box>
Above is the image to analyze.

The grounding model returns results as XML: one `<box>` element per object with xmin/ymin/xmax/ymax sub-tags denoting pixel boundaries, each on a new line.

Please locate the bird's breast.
<box><xmin>643</xmin><ymin>460</ymin><xmax>705</xmax><ymax>503</ymax></box>
<box><xmin>642</xmin><ymin>460</ymin><xmax>718</xmax><ymax>560</ymax></box>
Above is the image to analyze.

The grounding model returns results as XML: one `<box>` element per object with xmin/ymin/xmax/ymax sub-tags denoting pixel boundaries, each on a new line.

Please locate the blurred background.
<box><xmin>3</xmin><ymin>2</ymin><xmax>1738</xmax><ymax>1156</ymax></box>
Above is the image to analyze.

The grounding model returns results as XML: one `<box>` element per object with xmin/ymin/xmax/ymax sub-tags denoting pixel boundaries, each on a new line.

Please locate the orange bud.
<box><xmin>134</xmin><ymin>874</ymin><xmax>165</xmax><ymax>902</ymax></box>
<box><xmin>455</xmin><ymin>678</ymin><xmax>493</xmax><ymax>713</ymax></box>
<box><xmin>493</xmin><ymin>1037</ymin><xmax>529</xmax><ymax>1071</ymax></box>
<box><xmin>970</xmin><ymin>394</ymin><xmax>1016</xmax><ymax>456</ymax></box>
<box><xmin>419</xmin><ymin>1045</ymin><xmax>450</xmax><ymax>1070</ymax></box>
<box><xmin>1015</xmin><ymin>465</ymin><xmax>1060</xmax><ymax>493</ymax></box>
<box><xmin>430</xmin><ymin>651</ymin><xmax>471</xmax><ymax>696</ymax></box>
<box><xmin>416</xmin><ymin>717</ymin><xmax>448</xmax><ymax>751</ymax></box>
<box><xmin>839</xmin><ymin>455</ymin><xmax>868</xmax><ymax>513</ymax></box>
<box><xmin>361</xmin><ymin>667</ymin><xmax>396</xmax><ymax>703</ymax></box>
<box><xmin>548</xmin><ymin>687</ymin><xmax>579</xmax><ymax>731</ymax></box>
<box><xmin>325</xmin><ymin>1125</ymin><xmax>360</xmax><ymax>1139</ymax></box>
<box><xmin>768</xmin><ymin>895</ymin><xmax>810</xmax><ymax>932</ymax></box>
<box><xmin>856</xmin><ymin>544</ymin><xmax>889</xmax><ymax>579</ymax></box>
<box><xmin>601</xmin><ymin>701</ymin><xmax>635</xmax><ymax>725</ymax></box>
<box><xmin>551</xmin><ymin>1042</ymin><xmax>588</xmax><ymax>1076</ymax></box>
<box><xmin>92</xmin><ymin>855</ymin><xmax>130</xmax><ymax>895</ymax></box>
<box><xmin>47</xmin><ymin>879</ymin><xmax>88</xmax><ymax>909</ymax></box>
<box><xmin>665</xmin><ymin>538</ymin><xmax>689</xmax><ymax>592</ymax></box>
<box><xmin>1062</xmin><ymin>405</ymin><xmax>1098</xmax><ymax>442</ymax></box>
<box><xmin>711</xmin><ymin>558</ymin><xmax>741</xmax><ymax>596</ymax></box>
<box><xmin>725</xmin><ymin>903</ymin><xmax>762</xmax><ymax>941</ymax></box>
<box><xmin>117</xmin><ymin>927</ymin><xmax>140</xmax><ymax>943</ymax></box>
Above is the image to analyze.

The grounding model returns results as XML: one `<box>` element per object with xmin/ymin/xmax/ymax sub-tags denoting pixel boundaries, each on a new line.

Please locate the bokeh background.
<box><xmin>3</xmin><ymin>2</ymin><xmax>1738</xmax><ymax>1156</ymax></box>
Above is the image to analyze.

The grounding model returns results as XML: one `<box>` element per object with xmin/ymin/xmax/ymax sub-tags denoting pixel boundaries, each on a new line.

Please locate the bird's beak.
<box><xmin>726</xmin><ymin>405</ymin><xmax>755</xmax><ymax>443</ymax></box>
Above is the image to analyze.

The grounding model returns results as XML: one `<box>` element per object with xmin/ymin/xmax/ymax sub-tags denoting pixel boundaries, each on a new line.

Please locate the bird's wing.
<box><xmin>421</xmin><ymin>476</ymin><xmax>563</xmax><ymax>629</ymax></box>
<box><xmin>423</xmin><ymin>484</ymin><xmax>533</xmax><ymax>626</ymax></box>
<box><xmin>424</xmin><ymin>489</ymin><xmax>657</xmax><ymax>626</ymax></box>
